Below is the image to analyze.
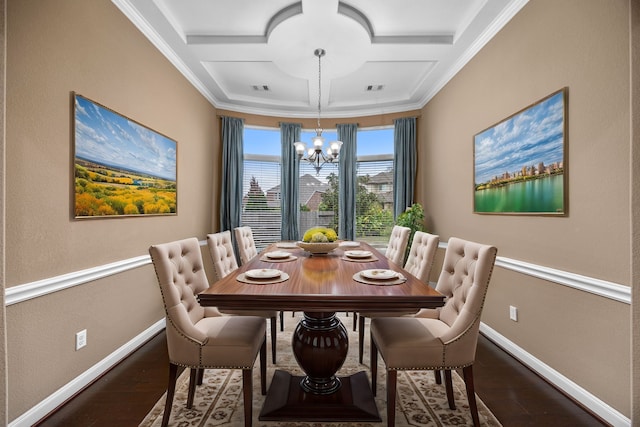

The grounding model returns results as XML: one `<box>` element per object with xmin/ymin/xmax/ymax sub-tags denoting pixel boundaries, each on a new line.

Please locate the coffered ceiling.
<box><xmin>113</xmin><ymin>0</ymin><xmax>528</xmax><ymax>118</ymax></box>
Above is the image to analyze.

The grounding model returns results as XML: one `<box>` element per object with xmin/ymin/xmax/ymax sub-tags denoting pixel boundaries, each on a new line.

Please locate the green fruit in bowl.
<box><xmin>302</xmin><ymin>227</ymin><xmax>337</xmax><ymax>243</ymax></box>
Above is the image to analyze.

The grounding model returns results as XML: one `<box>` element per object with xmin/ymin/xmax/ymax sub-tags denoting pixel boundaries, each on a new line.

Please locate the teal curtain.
<box><xmin>393</xmin><ymin>117</ymin><xmax>417</xmax><ymax>219</ymax></box>
<box><xmin>220</xmin><ymin>116</ymin><xmax>244</xmax><ymax>232</ymax></box>
<box><xmin>280</xmin><ymin>122</ymin><xmax>301</xmax><ymax>240</ymax></box>
<box><xmin>338</xmin><ymin>123</ymin><xmax>357</xmax><ymax>240</ymax></box>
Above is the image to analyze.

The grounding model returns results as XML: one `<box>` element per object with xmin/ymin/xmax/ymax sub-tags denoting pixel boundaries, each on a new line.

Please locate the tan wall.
<box><xmin>632</xmin><ymin>0</ymin><xmax>640</xmax><ymax>420</ymax></box>
<box><xmin>0</xmin><ymin>0</ymin><xmax>6</xmax><ymax>424</ymax></box>
<box><xmin>418</xmin><ymin>0</ymin><xmax>631</xmax><ymax>416</ymax></box>
<box><xmin>5</xmin><ymin>0</ymin><xmax>219</xmax><ymax>421</ymax></box>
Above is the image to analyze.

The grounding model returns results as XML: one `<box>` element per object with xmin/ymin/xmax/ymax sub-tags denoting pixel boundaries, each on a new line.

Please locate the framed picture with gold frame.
<box><xmin>473</xmin><ymin>88</ymin><xmax>567</xmax><ymax>215</ymax></box>
<box><xmin>73</xmin><ymin>93</ymin><xmax>177</xmax><ymax>218</ymax></box>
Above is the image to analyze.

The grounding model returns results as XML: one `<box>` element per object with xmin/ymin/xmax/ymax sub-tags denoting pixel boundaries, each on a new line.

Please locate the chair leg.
<box><xmin>434</xmin><ymin>369</ymin><xmax>442</xmax><ymax>384</ymax></box>
<box><xmin>270</xmin><ymin>316</ymin><xmax>277</xmax><ymax>363</ymax></box>
<box><xmin>370</xmin><ymin>334</ymin><xmax>378</xmax><ymax>395</ymax></box>
<box><xmin>186</xmin><ymin>368</ymin><xmax>198</xmax><ymax>409</ymax></box>
<box><xmin>242</xmin><ymin>369</ymin><xmax>253</xmax><ymax>427</ymax></box>
<box><xmin>386</xmin><ymin>369</ymin><xmax>397</xmax><ymax>427</ymax></box>
<box><xmin>197</xmin><ymin>368</ymin><xmax>205</xmax><ymax>385</ymax></box>
<box><xmin>358</xmin><ymin>315</ymin><xmax>366</xmax><ymax>363</ymax></box>
<box><xmin>462</xmin><ymin>365</ymin><xmax>480</xmax><ymax>427</ymax></box>
<box><xmin>260</xmin><ymin>335</ymin><xmax>267</xmax><ymax>395</ymax></box>
<box><xmin>353</xmin><ymin>312</ymin><xmax>358</xmax><ymax>331</ymax></box>
<box><xmin>279</xmin><ymin>311</ymin><xmax>284</xmax><ymax>331</ymax></box>
<box><xmin>161</xmin><ymin>363</ymin><xmax>179</xmax><ymax>427</ymax></box>
<box><xmin>444</xmin><ymin>369</ymin><xmax>455</xmax><ymax>410</ymax></box>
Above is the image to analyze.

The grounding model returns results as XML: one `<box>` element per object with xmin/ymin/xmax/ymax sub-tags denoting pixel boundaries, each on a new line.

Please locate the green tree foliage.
<box><xmin>245</xmin><ymin>176</ymin><xmax>269</xmax><ymax>211</ymax></box>
<box><xmin>319</xmin><ymin>173</ymin><xmax>393</xmax><ymax>236</ymax></box>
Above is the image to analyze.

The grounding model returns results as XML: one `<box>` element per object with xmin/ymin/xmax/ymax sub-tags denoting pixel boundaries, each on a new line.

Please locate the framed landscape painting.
<box><xmin>73</xmin><ymin>93</ymin><xmax>177</xmax><ymax>218</ymax></box>
<box><xmin>473</xmin><ymin>88</ymin><xmax>567</xmax><ymax>215</ymax></box>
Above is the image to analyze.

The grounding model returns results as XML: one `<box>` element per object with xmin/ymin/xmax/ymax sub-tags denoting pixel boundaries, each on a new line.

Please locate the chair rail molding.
<box><xmin>5</xmin><ymin>241</ymin><xmax>631</xmax><ymax>306</ymax></box>
<box><xmin>5</xmin><ymin>255</ymin><xmax>151</xmax><ymax>306</ymax></box>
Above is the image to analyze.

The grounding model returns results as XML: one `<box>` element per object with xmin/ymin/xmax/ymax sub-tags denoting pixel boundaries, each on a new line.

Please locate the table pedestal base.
<box><xmin>259</xmin><ymin>369</ymin><xmax>381</xmax><ymax>422</ymax></box>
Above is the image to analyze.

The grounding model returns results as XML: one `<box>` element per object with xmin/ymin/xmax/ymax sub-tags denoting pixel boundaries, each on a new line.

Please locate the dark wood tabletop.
<box><xmin>198</xmin><ymin>241</ymin><xmax>445</xmax><ymax>312</ymax></box>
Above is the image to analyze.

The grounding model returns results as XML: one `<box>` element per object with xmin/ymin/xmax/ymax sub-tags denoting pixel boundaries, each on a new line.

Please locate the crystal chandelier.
<box><xmin>293</xmin><ymin>48</ymin><xmax>343</xmax><ymax>175</ymax></box>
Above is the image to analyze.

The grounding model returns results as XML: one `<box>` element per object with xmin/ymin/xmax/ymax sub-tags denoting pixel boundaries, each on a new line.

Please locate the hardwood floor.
<box><xmin>35</xmin><ymin>328</ymin><xmax>608</xmax><ymax>426</ymax></box>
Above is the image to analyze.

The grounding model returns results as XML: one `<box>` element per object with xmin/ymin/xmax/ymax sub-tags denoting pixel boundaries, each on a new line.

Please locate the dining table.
<box><xmin>198</xmin><ymin>240</ymin><xmax>445</xmax><ymax>422</ymax></box>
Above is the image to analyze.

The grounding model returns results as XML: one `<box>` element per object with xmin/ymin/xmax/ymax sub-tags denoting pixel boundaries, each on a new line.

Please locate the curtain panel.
<box><xmin>338</xmin><ymin>123</ymin><xmax>357</xmax><ymax>240</ymax></box>
<box><xmin>393</xmin><ymin>117</ymin><xmax>417</xmax><ymax>219</ymax></box>
<box><xmin>219</xmin><ymin>116</ymin><xmax>244</xmax><ymax>233</ymax></box>
<box><xmin>280</xmin><ymin>122</ymin><xmax>301</xmax><ymax>240</ymax></box>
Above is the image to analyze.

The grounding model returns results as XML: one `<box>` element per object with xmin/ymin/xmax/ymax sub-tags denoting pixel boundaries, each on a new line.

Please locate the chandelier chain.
<box><xmin>293</xmin><ymin>48</ymin><xmax>341</xmax><ymax>176</ymax></box>
<box><xmin>316</xmin><ymin>49</ymin><xmax>323</xmax><ymax>130</ymax></box>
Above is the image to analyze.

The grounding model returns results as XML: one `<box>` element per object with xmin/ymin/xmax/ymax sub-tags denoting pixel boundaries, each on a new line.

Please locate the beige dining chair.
<box><xmin>356</xmin><ymin>231</ymin><xmax>440</xmax><ymax>363</ymax></box>
<box><xmin>207</xmin><ymin>231</ymin><xmax>279</xmax><ymax>363</ymax></box>
<box><xmin>234</xmin><ymin>226</ymin><xmax>258</xmax><ymax>265</ymax></box>
<box><xmin>149</xmin><ymin>237</ymin><xmax>267</xmax><ymax>427</ymax></box>
<box><xmin>234</xmin><ymin>226</ymin><xmax>286</xmax><ymax>331</ymax></box>
<box><xmin>385</xmin><ymin>225</ymin><xmax>411</xmax><ymax>265</ymax></box>
<box><xmin>370</xmin><ymin>237</ymin><xmax>497</xmax><ymax>427</ymax></box>
<box><xmin>350</xmin><ymin>225</ymin><xmax>411</xmax><ymax>332</ymax></box>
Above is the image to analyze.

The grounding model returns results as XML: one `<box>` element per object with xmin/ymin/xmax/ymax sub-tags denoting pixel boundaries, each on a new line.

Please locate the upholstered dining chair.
<box><xmin>234</xmin><ymin>226</ymin><xmax>258</xmax><ymax>265</ymax></box>
<box><xmin>370</xmin><ymin>237</ymin><xmax>497</xmax><ymax>427</ymax></box>
<box><xmin>350</xmin><ymin>225</ymin><xmax>412</xmax><ymax>332</ymax></box>
<box><xmin>385</xmin><ymin>225</ymin><xmax>411</xmax><ymax>265</ymax></box>
<box><xmin>234</xmin><ymin>226</ymin><xmax>286</xmax><ymax>331</ymax></box>
<box><xmin>149</xmin><ymin>237</ymin><xmax>267</xmax><ymax>427</ymax></box>
<box><xmin>356</xmin><ymin>231</ymin><xmax>440</xmax><ymax>363</ymax></box>
<box><xmin>207</xmin><ymin>231</ymin><xmax>279</xmax><ymax>363</ymax></box>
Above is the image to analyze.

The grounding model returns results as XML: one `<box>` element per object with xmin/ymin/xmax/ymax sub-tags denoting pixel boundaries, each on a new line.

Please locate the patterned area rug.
<box><xmin>139</xmin><ymin>313</ymin><xmax>501</xmax><ymax>426</ymax></box>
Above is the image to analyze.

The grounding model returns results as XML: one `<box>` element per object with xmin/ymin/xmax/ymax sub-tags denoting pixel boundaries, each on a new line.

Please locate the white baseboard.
<box><xmin>9</xmin><ymin>319</ymin><xmax>166</xmax><ymax>427</ymax></box>
<box><xmin>480</xmin><ymin>322</ymin><xmax>630</xmax><ymax>427</ymax></box>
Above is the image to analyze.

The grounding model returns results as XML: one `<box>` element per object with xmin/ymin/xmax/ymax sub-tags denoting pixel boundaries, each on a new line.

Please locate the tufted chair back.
<box><xmin>385</xmin><ymin>225</ymin><xmax>411</xmax><ymax>265</ymax></box>
<box><xmin>234</xmin><ymin>226</ymin><xmax>258</xmax><ymax>265</ymax></box>
<box><xmin>149</xmin><ymin>237</ymin><xmax>222</xmax><ymax>364</ymax></box>
<box><xmin>369</xmin><ymin>236</ymin><xmax>497</xmax><ymax>427</ymax></box>
<box><xmin>403</xmin><ymin>231</ymin><xmax>440</xmax><ymax>282</ymax></box>
<box><xmin>206</xmin><ymin>231</ymin><xmax>239</xmax><ymax>280</ymax></box>
<box><xmin>435</xmin><ymin>237</ymin><xmax>497</xmax><ymax>358</ymax></box>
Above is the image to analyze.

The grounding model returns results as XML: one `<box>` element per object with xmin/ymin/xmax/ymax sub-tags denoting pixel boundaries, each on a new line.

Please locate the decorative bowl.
<box><xmin>296</xmin><ymin>241</ymin><xmax>339</xmax><ymax>255</ymax></box>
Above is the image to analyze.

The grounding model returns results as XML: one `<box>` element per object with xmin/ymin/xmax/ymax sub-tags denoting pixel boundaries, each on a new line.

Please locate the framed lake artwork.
<box><xmin>73</xmin><ymin>93</ymin><xmax>177</xmax><ymax>218</ymax></box>
<box><xmin>473</xmin><ymin>88</ymin><xmax>567</xmax><ymax>215</ymax></box>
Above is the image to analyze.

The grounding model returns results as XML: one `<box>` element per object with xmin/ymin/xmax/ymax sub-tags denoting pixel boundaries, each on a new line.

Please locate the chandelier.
<box><xmin>293</xmin><ymin>48</ymin><xmax>343</xmax><ymax>176</ymax></box>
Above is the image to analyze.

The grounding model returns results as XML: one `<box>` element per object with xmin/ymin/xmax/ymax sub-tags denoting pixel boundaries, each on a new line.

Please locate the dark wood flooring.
<box><xmin>35</xmin><ymin>323</ymin><xmax>608</xmax><ymax>426</ymax></box>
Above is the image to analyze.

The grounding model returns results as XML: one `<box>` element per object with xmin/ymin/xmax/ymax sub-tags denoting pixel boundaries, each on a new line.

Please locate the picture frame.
<box><xmin>73</xmin><ymin>93</ymin><xmax>177</xmax><ymax>218</ymax></box>
<box><xmin>473</xmin><ymin>88</ymin><xmax>567</xmax><ymax>215</ymax></box>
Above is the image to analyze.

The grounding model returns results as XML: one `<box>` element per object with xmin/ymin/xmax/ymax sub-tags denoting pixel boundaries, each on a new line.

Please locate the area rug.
<box><xmin>139</xmin><ymin>313</ymin><xmax>501</xmax><ymax>426</ymax></box>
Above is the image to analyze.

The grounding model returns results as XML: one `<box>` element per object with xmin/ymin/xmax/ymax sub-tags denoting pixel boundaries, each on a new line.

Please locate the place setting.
<box><xmin>353</xmin><ymin>268</ymin><xmax>407</xmax><ymax>286</ymax></box>
<box><xmin>339</xmin><ymin>240</ymin><xmax>360</xmax><ymax>248</ymax></box>
<box><xmin>275</xmin><ymin>241</ymin><xmax>299</xmax><ymax>249</ymax></box>
<box><xmin>237</xmin><ymin>268</ymin><xmax>289</xmax><ymax>285</ymax></box>
<box><xmin>341</xmin><ymin>249</ymin><xmax>378</xmax><ymax>263</ymax></box>
<box><xmin>260</xmin><ymin>250</ymin><xmax>298</xmax><ymax>263</ymax></box>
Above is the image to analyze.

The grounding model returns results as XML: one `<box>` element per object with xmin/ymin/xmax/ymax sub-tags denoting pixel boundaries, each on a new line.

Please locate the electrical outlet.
<box><xmin>509</xmin><ymin>306</ymin><xmax>518</xmax><ymax>322</ymax></box>
<box><xmin>76</xmin><ymin>329</ymin><xmax>87</xmax><ymax>350</ymax></box>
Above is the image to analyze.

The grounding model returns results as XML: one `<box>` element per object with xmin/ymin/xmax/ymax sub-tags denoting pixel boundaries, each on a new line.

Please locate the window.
<box><xmin>242</xmin><ymin>126</ymin><xmax>394</xmax><ymax>247</ymax></box>
<box><xmin>242</xmin><ymin>128</ymin><xmax>281</xmax><ymax>250</ymax></box>
<box><xmin>298</xmin><ymin>130</ymin><xmax>340</xmax><ymax>237</ymax></box>
<box><xmin>355</xmin><ymin>128</ymin><xmax>394</xmax><ymax>248</ymax></box>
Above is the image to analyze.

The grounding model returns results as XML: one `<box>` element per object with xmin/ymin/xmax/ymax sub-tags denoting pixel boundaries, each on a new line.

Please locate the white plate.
<box><xmin>345</xmin><ymin>250</ymin><xmax>372</xmax><ymax>259</ymax></box>
<box><xmin>245</xmin><ymin>269</ymin><xmax>281</xmax><ymax>279</ymax></box>
<box><xmin>361</xmin><ymin>269</ymin><xmax>398</xmax><ymax>280</ymax></box>
<box><xmin>266</xmin><ymin>251</ymin><xmax>290</xmax><ymax>259</ymax></box>
<box><xmin>340</xmin><ymin>241</ymin><xmax>360</xmax><ymax>248</ymax></box>
<box><xmin>276</xmin><ymin>242</ymin><xmax>298</xmax><ymax>249</ymax></box>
